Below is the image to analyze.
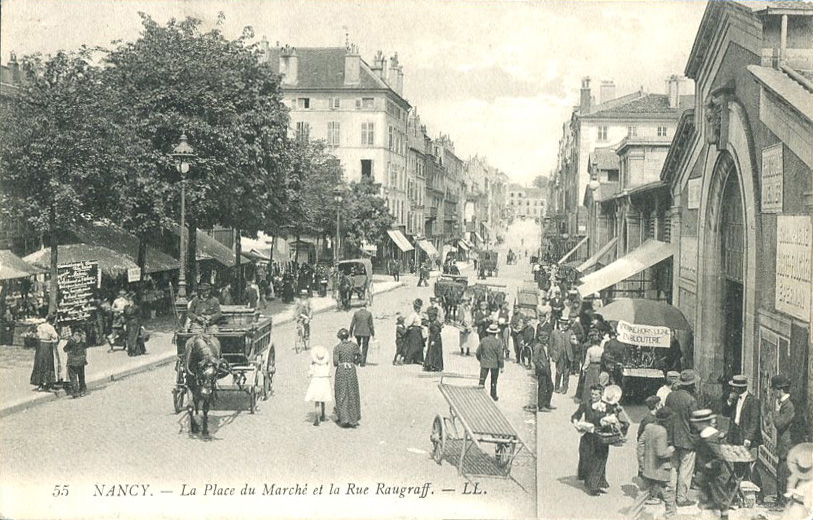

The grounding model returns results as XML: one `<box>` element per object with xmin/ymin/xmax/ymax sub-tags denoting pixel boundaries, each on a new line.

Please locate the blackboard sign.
<box><xmin>57</xmin><ymin>261</ymin><xmax>100</xmax><ymax>324</ymax></box>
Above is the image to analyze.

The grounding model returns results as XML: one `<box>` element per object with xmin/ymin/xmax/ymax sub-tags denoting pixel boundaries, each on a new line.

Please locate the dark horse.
<box><xmin>338</xmin><ymin>273</ymin><xmax>353</xmax><ymax>310</ymax></box>
<box><xmin>185</xmin><ymin>335</ymin><xmax>229</xmax><ymax>436</ymax></box>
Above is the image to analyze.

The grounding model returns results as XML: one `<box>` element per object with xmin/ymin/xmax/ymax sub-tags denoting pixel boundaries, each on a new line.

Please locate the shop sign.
<box><xmin>679</xmin><ymin>236</ymin><xmax>697</xmax><ymax>282</ymax></box>
<box><xmin>127</xmin><ymin>267</ymin><xmax>142</xmax><ymax>283</ymax></box>
<box><xmin>757</xmin><ymin>326</ymin><xmax>784</xmax><ymax>474</ymax></box>
<box><xmin>775</xmin><ymin>216</ymin><xmax>811</xmax><ymax>321</ymax></box>
<box><xmin>761</xmin><ymin>144</ymin><xmax>783</xmax><ymax>213</ymax></box>
<box><xmin>617</xmin><ymin>320</ymin><xmax>671</xmax><ymax>348</ymax></box>
<box><xmin>57</xmin><ymin>261</ymin><xmax>100</xmax><ymax>324</ymax></box>
<box><xmin>687</xmin><ymin>178</ymin><xmax>701</xmax><ymax>209</ymax></box>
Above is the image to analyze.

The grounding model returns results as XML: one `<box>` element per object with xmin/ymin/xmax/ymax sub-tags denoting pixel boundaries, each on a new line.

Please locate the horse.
<box><xmin>184</xmin><ymin>334</ymin><xmax>230</xmax><ymax>436</ymax></box>
<box><xmin>338</xmin><ymin>273</ymin><xmax>353</xmax><ymax>310</ymax></box>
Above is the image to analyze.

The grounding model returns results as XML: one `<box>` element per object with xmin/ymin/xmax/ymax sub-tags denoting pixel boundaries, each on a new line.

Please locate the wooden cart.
<box><xmin>430</xmin><ymin>375</ymin><xmax>531</xmax><ymax>480</ymax></box>
<box><xmin>172</xmin><ymin>306</ymin><xmax>276</xmax><ymax>414</ymax></box>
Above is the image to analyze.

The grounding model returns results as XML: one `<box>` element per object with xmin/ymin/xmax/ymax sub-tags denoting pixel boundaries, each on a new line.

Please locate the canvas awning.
<box><xmin>456</xmin><ymin>240</ymin><xmax>469</xmax><ymax>251</ymax></box>
<box><xmin>471</xmin><ymin>232</ymin><xmax>484</xmax><ymax>244</ymax></box>
<box><xmin>24</xmin><ymin>245</ymin><xmax>139</xmax><ymax>277</ymax></box>
<box><xmin>481</xmin><ymin>222</ymin><xmax>492</xmax><ymax>235</ymax></box>
<box><xmin>168</xmin><ymin>226</ymin><xmax>237</xmax><ymax>267</ymax></box>
<box><xmin>0</xmin><ymin>250</ymin><xmax>46</xmax><ymax>280</ymax></box>
<box><xmin>71</xmin><ymin>221</ymin><xmax>179</xmax><ymax>273</ymax></box>
<box><xmin>387</xmin><ymin>229</ymin><xmax>414</xmax><ymax>252</ymax></box>
<box><xmin>576</xmin><ymin>239</ymin><xmax>675</xmax><ymax>297</ymax></box>
<box><xmin>417</xmin><ymin>239</ymin><xmax>439</xmax><ymax>258</ymax></box>
<box><xmin>577</xmin><ymin>237</ymin><xmax>618</xmax><ymax>273</ymax></box>
<box><xmin>558</xmin><ymin>236</ymin><xmax>589</xmax><ymax>265</ymax></box>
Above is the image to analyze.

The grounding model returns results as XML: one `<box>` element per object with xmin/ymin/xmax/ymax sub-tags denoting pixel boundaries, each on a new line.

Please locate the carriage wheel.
<box><xmin>366</xmin><ymin>290</ymin><xmax>374</xmax><ymax>307</ymax></box>
<box><xmin>172</xmin><ymin>387</ymin><xmax>185</xmax><ymax>414</ymax></box>
<box><xmin>249</xmin><ymin>386</ymin><xmax>257</xmax><ymax>414</ymax></box>
<box><xmin>495</xmin><ymin>442</ymin><xmax>515</xmax><ymax>468</ymax></box>
<box><xmin>430</xmin><ymin>415</ymin><xmax>446</xmax><ymax>464</ymax></box>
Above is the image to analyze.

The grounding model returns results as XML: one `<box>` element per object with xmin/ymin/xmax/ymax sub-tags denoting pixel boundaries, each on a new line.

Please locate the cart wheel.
<box><xmin>249</xmin><ymin>386</ymin><xmax>257</xmax><ymax>414</ymax></box>
<box><xmin>430</xmin><ymin>415</ymin><xmax>446</xmax><ymax>464</ymax></box>
<box><xmin>495</xmin><ymin>442</ymin><xmax>515</xmax><ymax>468</ymax></box>
<box><xmin>172</xmin><ymin>387</ymin><xmax>185</xmax><ymax>414</ymax></box>
<box><xmin>262</xmin><ymin>370</ymin><xmax>272</xmax><ymax>400</ymax></box>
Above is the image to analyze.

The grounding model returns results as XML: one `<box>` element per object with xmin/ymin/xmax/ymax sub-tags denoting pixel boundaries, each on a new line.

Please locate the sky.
<box><xmin>1</xmin><ymin>0</ymin><xmax>710</xmax><ymax>185</ymax></box>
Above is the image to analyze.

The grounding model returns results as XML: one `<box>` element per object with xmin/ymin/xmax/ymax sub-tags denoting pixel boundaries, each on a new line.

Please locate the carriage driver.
<box><xmin>188</xmin><ymin>283</ymin><xmax>222</xmax><ymax>333</ymax></box>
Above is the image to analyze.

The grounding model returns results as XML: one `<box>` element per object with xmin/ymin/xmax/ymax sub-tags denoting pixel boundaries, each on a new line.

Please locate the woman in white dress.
<box><xmin>305</xmin><ymin>345</ymin><xmax>333</xmax><ymax>426</ymax></box>
<box><xmin>458</xmin><ymin>299</ymin><xmax>474</xmax><ymax>356</ymax></box>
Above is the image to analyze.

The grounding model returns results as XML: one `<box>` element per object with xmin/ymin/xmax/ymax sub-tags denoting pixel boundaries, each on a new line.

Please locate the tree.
<box><xmin>532</xmin><ymin>175</ymin><xmax>550</xmax><ymax>191</ymax></box>
<box><xmin>0</xmin><ymin>49</ymin><xmax>126</xmax><ymax>313</ymax></box>
<box><xmin>340</xmin><ymin>178</ymin><xmax>395</xmax><ymax>255</ymax></box>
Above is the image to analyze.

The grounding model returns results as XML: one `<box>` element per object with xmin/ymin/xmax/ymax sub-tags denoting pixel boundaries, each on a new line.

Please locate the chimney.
<box><xmin>279</xmin><ymin>45</ymin><xmax>298</xmax><ymax>87</ymax></box>
<box><xmin>388</xmin><ymin>53</ymin><xmax>400</xmax><ymax>91</ymax></box>
<box><xmin>9</xmin><ymin>51</ymin><xmax>20</xmax><ymax>84</ymax></box>
<box><xmin>599</xmin><ymin>80</ymin><xmax>615</xmax><ymax>105</ymax></box>
<box><xmin>344</xmin><ymin>43</ymin><xmax>360</xmax><ymax>85</ymax></box>
<box><xmin>668</xmin><ymin>75</ymin><xmax>681</xmax><ymax>109</ymax></box>
<box><xmin>258</xmin><ymin>38</ymin><xmax>271</xmax><ymax>64</ymax></box>
<box><xmin>370</xmin><ymin>50</ymin><xmax>385</xmax><ymax>80</ymax></box>
<box><xmin>397</xmin><ymin>68</ymin><xmax>404</xmax><ymax>96</ymax></box>
<box><xmin>580</xmin><ymin>77</ymin><xmax>591</xmax><ymax>114</ymax></box>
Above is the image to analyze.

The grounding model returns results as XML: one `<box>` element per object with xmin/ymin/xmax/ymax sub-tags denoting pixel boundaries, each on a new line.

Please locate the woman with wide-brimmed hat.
<box><xmin>783</xmin><ymin>443</ymin><xmax>813</xmax><ymax>520</ymax></box>
<box><xmin>423</xmin><ymin>307</ymin><xmax>444</xmax><ymax>372</ymax></box>
<box><xmin>332</xmin><ymin>329</ymin><xmax>361</xmax><ymax>428</ymax></box>
<box><xmin>305</xmin><ymin>345</ymin><xmax>333</xmax><ymax>426</ymax></box>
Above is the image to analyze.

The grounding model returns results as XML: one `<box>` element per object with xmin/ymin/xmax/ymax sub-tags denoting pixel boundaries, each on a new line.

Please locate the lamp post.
<box><xmin>332</xmin><ymin>184</ymin><xmax>345</xmax><ymax>265</ymax></box>
<box><xmin>172</xmin><ymin>133</ymin><xmax>195</xmax><ymax>313</ymax></box>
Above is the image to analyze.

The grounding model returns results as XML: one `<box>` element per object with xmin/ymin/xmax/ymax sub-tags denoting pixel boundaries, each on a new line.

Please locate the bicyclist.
<box><xmin>294</xmin><ymin>291</ymin><xmax>313</xmax><ymax>348</ymax></box>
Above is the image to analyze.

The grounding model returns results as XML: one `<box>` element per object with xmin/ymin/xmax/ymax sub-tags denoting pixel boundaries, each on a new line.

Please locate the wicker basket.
<box><xmin>596</xmin><ymin>431</ymin><xmax>624</xmax><ymax>446</ymax></box>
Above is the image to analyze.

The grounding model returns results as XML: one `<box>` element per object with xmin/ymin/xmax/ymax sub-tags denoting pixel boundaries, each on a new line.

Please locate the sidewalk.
<box><xmin>0</xmin><ymin>279</ymin><xmax>405</xmax><ymax>418</ymax></box>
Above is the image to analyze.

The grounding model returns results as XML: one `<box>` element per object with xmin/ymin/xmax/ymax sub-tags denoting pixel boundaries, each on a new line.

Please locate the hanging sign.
<box><xmin>57</xmin><ymin>261</ymin><xmax>99</xmax><ymax>324</ymax></box>
<box><xmin>127</xmin><ymin>267</ymin><xmax>142</xmax><ymax>283</ymax></box>
<box><xmin>617</xmin><ymin>320</ymin><xmax>671</xmax><ymax>348</ymax></box>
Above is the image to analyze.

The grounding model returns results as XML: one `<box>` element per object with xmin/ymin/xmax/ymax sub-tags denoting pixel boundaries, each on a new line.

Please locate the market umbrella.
<box><xmin>24</xmin><ymin>244</ymin><xmax>139</xmax><ymax>277</ymax></box>
<box><xmin>0</xmin><ymin>249</ymin><xmax>46</xmax><ymax>280</ymax></box>
<box><xmin>596</xmin><ymin>298</ymin><xmax>692</xmax><ymax>330</ymax></box>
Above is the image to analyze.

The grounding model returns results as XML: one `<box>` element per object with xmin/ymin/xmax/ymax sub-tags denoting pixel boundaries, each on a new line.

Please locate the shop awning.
<box><xmin>387</xmin><ymin>229</ymin><xmax>414</xmax><ymax>252</ymax></box>
<box><xmin>558</xmin><ymin>236</ymin><xmax>589</xmax><ymax>265</ymax></box>
<box><xmin>472</xmin><ymin>232</ymin><xmax>484</xmax><ymax>244</ymax></box>
<box><xmin>577</xmin><ymin>237</ymin><xmax>618</xmax><ymax>273</ymax></box>
<box><xmin>24</xmin><ymin>245</ymin><xmax>139</xmax><ymax>277</ymax></box>
<box><xmin>457</xmin><ymin>238</ymin><xmax>473</xmax><ymax>250</ymax></box>
<box><xmin>71</xmin><ymin>221</ymin><xmax>180</xmax><ymax>274</ymax></box>
<box><xmin>576</xmin><ymin>239</ymin><xmax>675</xmax><ymax>297</ymax></box>
<box><xmin>481</xmin><ymin>222</ymin><xmax>492</xmax><ymax>235</ymax></box>
<box><xmin>168</xmin><ymin>226</ymin><xmax>237</xmax><ymax>267</ymax></box>
<box><xmin>0</xmin><ymin>249</ymin><xmax>46</xmax><ymax>280</ymax></box>
<box><xmin>417</xmin><ymin>239</ymin><xmax>439</xmax><ymax>258</ymax></box>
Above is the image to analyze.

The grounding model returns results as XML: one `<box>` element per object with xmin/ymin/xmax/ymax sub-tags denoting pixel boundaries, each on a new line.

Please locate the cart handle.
<box><xmin>439</xmin><ymin>372</ymin><xmax>482</xmax><ymax>385</ymax></box>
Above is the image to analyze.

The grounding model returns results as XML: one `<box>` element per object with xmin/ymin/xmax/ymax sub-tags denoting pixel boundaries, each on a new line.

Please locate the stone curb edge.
<box><xmin>0</xmin><ymin>281</ymin><xmax>406</xmax><ymax>419</ymax></box>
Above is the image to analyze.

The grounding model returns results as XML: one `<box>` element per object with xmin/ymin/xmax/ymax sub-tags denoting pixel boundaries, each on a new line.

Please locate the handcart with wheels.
<box><xmin>430</xmin><ymin>374</ymin><xmax>533</xmax><ymax>480</ymax></box>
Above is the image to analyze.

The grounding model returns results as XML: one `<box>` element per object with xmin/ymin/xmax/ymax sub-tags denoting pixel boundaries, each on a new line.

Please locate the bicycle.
<box><xmin>295</xmin><ymin>317</ymin><xmax>310</xmax><ymax>354</ymax></box>
<box><xmin>519</xmin><ymin>343</ymin><xmax>534</xmax><ymax>370</ymax></box>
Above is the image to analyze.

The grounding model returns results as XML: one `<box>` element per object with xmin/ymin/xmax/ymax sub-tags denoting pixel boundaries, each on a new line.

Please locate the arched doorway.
<box><xmin>718</xmin><ymin>153</ymin><xmax>745</xmax><ymax>383</ymax></box>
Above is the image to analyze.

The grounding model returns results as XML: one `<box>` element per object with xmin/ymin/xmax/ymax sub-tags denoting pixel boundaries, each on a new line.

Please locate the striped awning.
<box><xmin>417</xmin><ymin>239</ymin><xmax>439</xmax><ymax>257</ymax></box>
<box><xmin>558</xmin><ymin>236</ymin><xmax>589</xmax><ymax>265</ymax></box>
<box><xmin>576</xmin><ymin>239</ymin><xmax>675</xmax><ymax>297</ymax></box>
<box><xmin>387</xmin><ymin>229</ymin><xmax>414</xmax><ymax>252</ymax></box>
<box><xmin>577</xmin><ymin>237</ymin><xmax>618</xmax><ymax>273</ymax></box>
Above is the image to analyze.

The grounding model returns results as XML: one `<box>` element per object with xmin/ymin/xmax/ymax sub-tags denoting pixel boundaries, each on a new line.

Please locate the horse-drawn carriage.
<box><xmin>335</xmin><ymin>258</ymin><xmax>374</xmax><ymax>310</ymax></box>
<box><xmin>434</xmin><ymin>274</ymin><xmax>469</xmax><ymax>323</ymax></box>
<box><xmin>479</xmin><ymin>251</ymin><xmax>499</xmax><ymax>278</ymax></box>
<box><xmin>469</xmin><ymin>282</ymin><xmax>508</xmax><ymax>310</ymax></box>
<box><xmin>172</xmin><ymin>307</ymin><xmax>276</xmax><ymax>435</ymax></box>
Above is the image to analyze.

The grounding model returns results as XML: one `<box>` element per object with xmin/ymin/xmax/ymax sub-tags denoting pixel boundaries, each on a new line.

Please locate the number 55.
<box><xmin>52</xmin><ymin>484</ymin><xmax>69</xmax><ymax>497</ymax></box>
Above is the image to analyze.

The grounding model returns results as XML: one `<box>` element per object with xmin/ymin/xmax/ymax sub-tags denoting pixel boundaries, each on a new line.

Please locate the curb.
<box><xmin>0</xmin><ymin>281</ymin><xmax>406</xmax><ymax>419</ymax></box>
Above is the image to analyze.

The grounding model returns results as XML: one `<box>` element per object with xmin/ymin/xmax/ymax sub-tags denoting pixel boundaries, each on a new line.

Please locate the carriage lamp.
<box><xmin>172</xmin><ymin>133</ymin><xmax>196</xmax><ymax>311</ymax></box>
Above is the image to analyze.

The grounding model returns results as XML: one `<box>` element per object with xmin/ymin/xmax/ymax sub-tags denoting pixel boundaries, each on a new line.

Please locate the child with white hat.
<box><xmin>305</xmin><ymin>346</ymin><xmax>333</xmax><ymax>426</ymax></box>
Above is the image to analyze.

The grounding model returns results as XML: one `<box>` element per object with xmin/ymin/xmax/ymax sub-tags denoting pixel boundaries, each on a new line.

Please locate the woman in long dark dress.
<box><xmin>423</xmin><ymin>308</ymin><xmax>443</xmax><ymax>372</ymax></box>
<box><xmin>403</xmin><ymin>299</ymin><xmax>425</xmax><ymax>365</ymax></box>
<box><xmin>30</xmin><ymin>313</ymin><xmax>59</xmax><ymax>390</ymax></box>
<box><xmin>333</xmin><ymin>328</ymin><xmax>361</xmax><ymax>427</ymax></box>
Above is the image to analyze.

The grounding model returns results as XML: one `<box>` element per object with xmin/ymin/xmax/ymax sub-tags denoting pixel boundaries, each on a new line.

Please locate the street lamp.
<box><xmin>332</xmin><ymin>184</ymin><xmax>345</xmax><ymax>265</ymax></box>
<box><xmin>172</xmin><ymin>133</ymin><xmax>195</xmax><ymax>312</ymax></box>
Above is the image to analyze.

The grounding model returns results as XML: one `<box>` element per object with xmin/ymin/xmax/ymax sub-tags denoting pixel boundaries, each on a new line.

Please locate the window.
<box><xmin>598</xmin><ymin>126</ymin><xmax>608</xmax><ymax>141</ymax></box>
<box><xmin>361</xmin><ymin>122</ymin><xmax>375</xmax><ymax>146</ymax></box>
<box><xmin>388</xmin><ymin>125</ymin><xmax>394</xmax><ymax>151</ymax></box>
<box><xmin>627</xmin><ymin>126</ymin><xmax>637</xmax><ymax>137</ymax></box>
<box><xmin>607</xmin><ymin>169</ymin><xmax>619</xmax><ymax>182</ymax></box>
<box><xmin>295</xmin><ymin>121</ymin><xmax>310</xmax><ymax>143</ymax></box>
<box><xmin>328</xmin><ymin>98</ymin><xmax>341</xmax><ymax>110</ymax></box>
<box><xmin>297</xmin><ymin>98</ymin><xmax>310</xmax><ymax>109</ymax></box>
<box><xmin>360</xmin><ymin>97</ymin><xmax>374</xmax><ymax>110</ymax></box>
<box><xmin>657</xmin><ymin>126</ymin><xmax>668</xmax><ymax>137</ymax></box>
<box><xmin>327</xmin><ymin>122</ymin><xmax>341</xmax><ymax>146</ymax></box>
<box><xmin>361</xmin><ymin>159</ymin><xmax>372</xmax><ymax>179</ymax></box>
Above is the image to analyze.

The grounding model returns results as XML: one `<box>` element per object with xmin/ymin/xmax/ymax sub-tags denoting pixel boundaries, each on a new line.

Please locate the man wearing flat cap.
<box><xmin>188</xmin><ymin>283</ymin><xmax>222</xmax><ymax>333</ymax></box>
<box><xmin>771</xmin><ymin>374</ymin><xmax>795</xmax><ymax>510</ymax></box>
<box><xmin>721</xmin><ymin>374</ymin><xmax>761</xmax><ymax>449</ymax></box>
<box><xmin>664</xmin><ymin>369</ymin><xmax>700</xmax><ymax>508</ymax></box>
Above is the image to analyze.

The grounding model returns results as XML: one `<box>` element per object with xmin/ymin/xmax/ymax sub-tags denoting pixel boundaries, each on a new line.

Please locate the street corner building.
<box><xmin>664</xmin><ymin>1</ymin><xmax>813</xmax><ymax>483</ymax></box>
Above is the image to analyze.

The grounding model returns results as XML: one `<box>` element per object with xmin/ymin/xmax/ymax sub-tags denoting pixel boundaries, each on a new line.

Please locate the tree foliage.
<box><xmin>340</xmin><ymin>178</ymin><xmax>395</xmax><ymax>253</ymax></box>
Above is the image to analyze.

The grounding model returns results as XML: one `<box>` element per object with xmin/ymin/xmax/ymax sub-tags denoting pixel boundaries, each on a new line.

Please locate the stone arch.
<box><xmin>695</xmin><ymin>99</ymin><xmax>759</xmax><ymax>398</ymax></box>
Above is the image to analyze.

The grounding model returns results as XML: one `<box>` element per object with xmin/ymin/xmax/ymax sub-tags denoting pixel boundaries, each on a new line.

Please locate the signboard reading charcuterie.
<box><xmin>616</xmin><ymin>320</ymin><xmax>671</xmax><ymax>348</ymax></box>
<box><xmin>57</xmin><ymin>261</ymin><xmax>100</xmax><ymax>324</ymax></box>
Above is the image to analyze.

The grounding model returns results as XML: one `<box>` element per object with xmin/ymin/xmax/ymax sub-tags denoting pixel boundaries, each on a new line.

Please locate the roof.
<box><xmin>524</xmin><ymin>187</ymin><xmax>544</xmax><ymax>198</ymax></box>
<box><xmin>589</xmin><ymin>148</ymin><xmax>620</xmax><ymax>171</ymax></box>
<box><xmin>686</xmin><ymin>1</ymin><xmax>756</xmax><ymax>79</ymax></box>
<box><xmin>508</xmin><ymin>183</ymin><xmax>525</xmax><ymax>192</ymax></box>
<box><xmin>584</xmin><ymin>93</ymin><xmax>694</xmax><ymax>120</ymax></box>
<box><xmin>69</xmin><ymin>221</ymin><xmax>180</xmax><ymax>274</ymax></box>
<box><xmin>24</xmin><ymin>244</ymin><xmax>139</xmax><ymax>277</ymax></box>
<box><xmin>748</xmin><ymin>65</ymin><xmax>813</xmax><ymax>123</ymax></box>
<box><xmin>0</xmin><ymin>249</ymin><xmax>45</xmax><ymax>280</ymax></box>
<box><xmin>661</xmin><ymin>109</ymin><xmax>697</xmax><ymax>183</ymax></box>
<box><xmin>616</xmin><ymin>135</ymin><xmax>675</xmax><ymax>155</ymax></box>
<box><xmin>753</xmin><ymin>1</ymin><xmax>813</xmax><ymax>14</ymax></box>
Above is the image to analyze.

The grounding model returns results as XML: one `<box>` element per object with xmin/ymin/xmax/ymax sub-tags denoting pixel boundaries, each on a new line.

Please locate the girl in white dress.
<box><xmin>305</xmin><ymin>345</ymin><xmax>333</xmax><ymax>426</ymax></box>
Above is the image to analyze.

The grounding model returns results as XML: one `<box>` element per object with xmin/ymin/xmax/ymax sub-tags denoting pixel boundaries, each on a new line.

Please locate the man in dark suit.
<box><xmin>721</xmin><ymin>374</ymin><xmax>761</xmax><ymax>449</ymax></box>
<box><xmin>473</xmin><ymin>300</ymin><xmax>492</xmax><ymax>340</ymax></box>
<box><xmin>549</xmin><ymin>318</ymin><xmax>574</xmax><ymax>394</ymax></box>
<box><xmin>476</xmin><ymin>324</ymin><xmax>504</xmax><ymax>401</ymax></box>
<box><xmin>665</xmin><ymin>369</ymin><xmax>700</xmax><ymax>507</ymax></box>
<box><xmin>770</xmin><ymin>374</ymin><xmax>796</xmax><ymax>510</ymax></box>
<box><xmin>349</xmin><ymin>301</ymin><xmax>375</xmax><ymax>367</ymax></box>
<box><xmin>533</xmin><ymin>336</ymin><xmax>555</xmax><ymax>412</ymax></box>
<box><xmin>63</xmin><ymin>329</ymin><xmax>88</xmax><ymax>398</ymax></box>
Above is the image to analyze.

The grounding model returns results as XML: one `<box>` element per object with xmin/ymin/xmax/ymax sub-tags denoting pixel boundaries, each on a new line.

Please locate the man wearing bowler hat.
<box><xmin>770</xmin><ymin>374</ymin><xmax>795</xmax><ymax>510</ymax></box>
<box><xmin>665</xmin><ymin>369</ymin><xmax>700</xmax><ymax>508</ymax></box>
<box><xmin>550</xmin><ymin>317</ymin><xmax>574</xmax><ymax>394</ymax></box>
<box><xmin>721</xmin><ymin>374</ymin><xmax>761</xmax><ymax>449</ymax></box>
<box><xmin>476</xmin><ymin>324</ymin><xmax>504</xmax><ymax>401</ymax></box>
<box><xmin>690</xmin><ymin>409</ymin><xmax>732</xmax><ymax>520</ymax></box>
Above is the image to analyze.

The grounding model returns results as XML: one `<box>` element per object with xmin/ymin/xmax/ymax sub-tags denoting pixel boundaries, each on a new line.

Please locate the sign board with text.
<box><xmin>57</xmin><ymin>261</ymin><xmax>100</xmax><ymax>324</ymax></box>
<box><xmin>617</xmin><ymin>320</ymin><xmax>671</xmax><ymax>348</ymax></box>
<box><xmin>761</xmin><ymin>144</ymin><xmax>783</xmax><ymax>213</ymax></box>
<box><xmin>775</xmin><ymin>216</ymin><xmax>811</xmax><ymax>322</ymax></box>
<box><xmin>127</xmin><ymin>267</ymin><xmax>142</xmax><ymax>283</ymax></box>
